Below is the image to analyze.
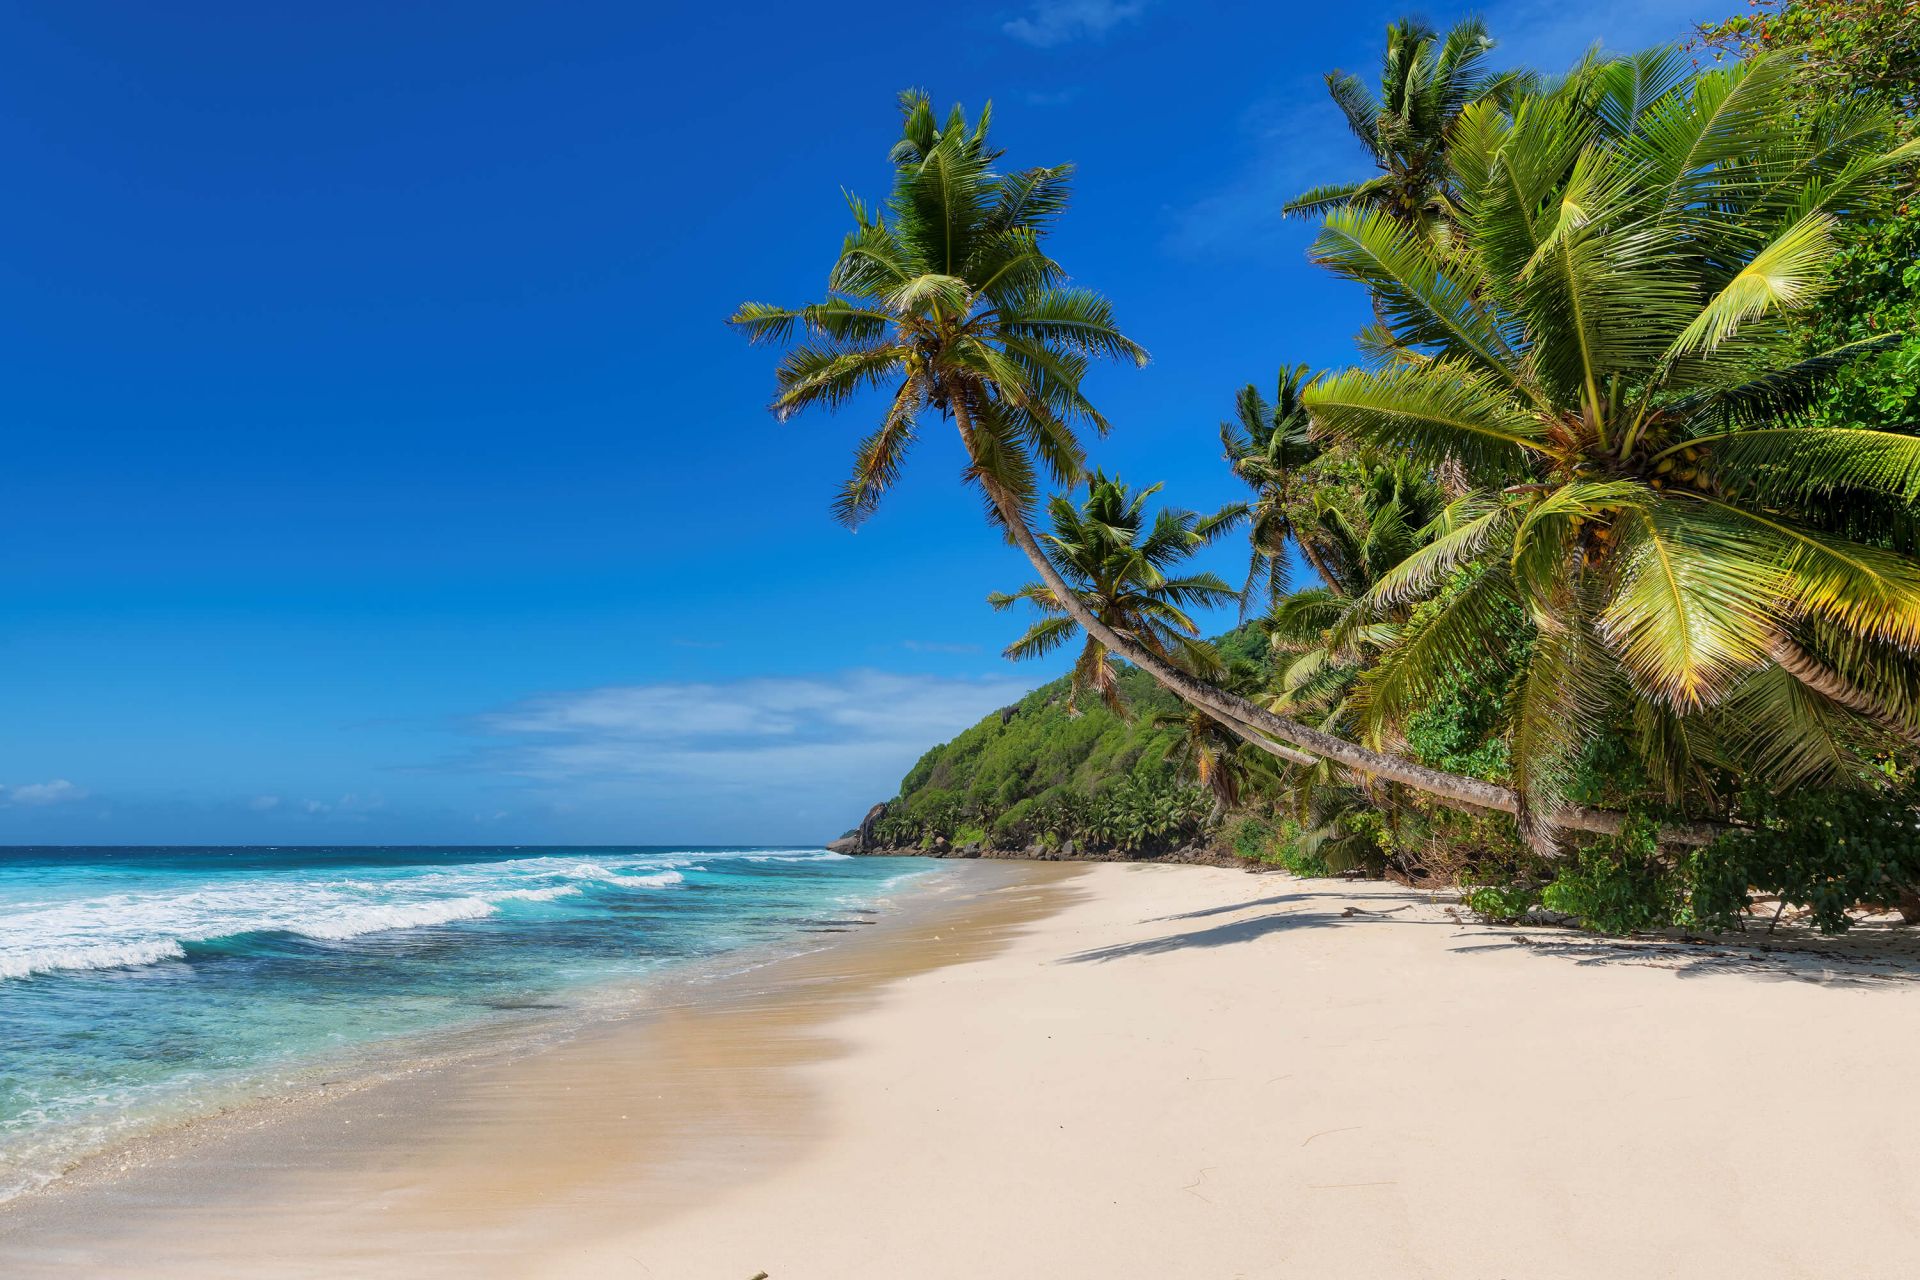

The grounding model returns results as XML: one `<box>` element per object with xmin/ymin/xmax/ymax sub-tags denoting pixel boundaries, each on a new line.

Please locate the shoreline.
<box><xmin>0</xmin><ymin>858</ymin><xmax>1079</xmax><ymax>1277</ymax></box>
<box><xmin>0</xmin><ymin>852</ymin><xmax>950</xmax><ymax>1213</ymax></box>
<box><xmin>7</xmin><ymin>861</ymin><xmax>1920</xmax><ymax>1277</ymax></box>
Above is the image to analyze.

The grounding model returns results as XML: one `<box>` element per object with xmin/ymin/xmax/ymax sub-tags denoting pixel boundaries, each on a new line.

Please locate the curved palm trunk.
<box><xmin>959</xmin><ymin>411</ymin><xmax>1721</xmax><ymax>846</ymax></box>
<box><xmin>1768</xmin><ymin>635</ymin><xmax>1920</xmax><ymax>745</ymax></box>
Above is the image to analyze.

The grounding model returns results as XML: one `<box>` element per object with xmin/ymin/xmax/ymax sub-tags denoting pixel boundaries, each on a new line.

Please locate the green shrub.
<box><xmin>1222</xmin><ymin>815</ymin><xmax>1334</xmax><ymax>876</ymax></box>
<box><xmin>1227</xmin><ymin>816</ymin><xmax>1275</xmax><ymax>862</ymax></box>
<box><xmin>1540</xmin><ymin>818</ymin><xmax>1680</xmax><ymax>934</ymax></box>
<box><xmin>1687</xmin><ymin>782</ymin><xmax>1920</xmax><ymax>934</ymax></box>
<box><xmin>1463</xmin><ymin>882</ymin><xmax>1539</xmax><ymax>923</ymax></box>
<box><xmin>1272</xmin><ymin>840</ymin><xmax>1331</xmax><ymax>879</ymax></box>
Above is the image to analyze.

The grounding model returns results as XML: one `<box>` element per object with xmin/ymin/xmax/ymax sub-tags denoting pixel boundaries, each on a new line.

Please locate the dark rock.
<box><xmin>855</xmin><ymin>802</ymin><xmax>888</xmax><ymax>852</ymax></box>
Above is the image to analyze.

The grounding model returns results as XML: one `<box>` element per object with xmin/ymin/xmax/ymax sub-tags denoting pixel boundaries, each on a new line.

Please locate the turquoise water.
<box><xmin>0</xmin><ymin>845</ymin><xmax>936</xmax><ymax>1201</ymax></box>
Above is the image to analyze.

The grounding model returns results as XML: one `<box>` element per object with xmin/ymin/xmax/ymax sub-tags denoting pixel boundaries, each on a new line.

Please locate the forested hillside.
<box><xmin>869</xmin><ymin>627</ymin><xmax>1270</xmax><ymax>857</ymax></box>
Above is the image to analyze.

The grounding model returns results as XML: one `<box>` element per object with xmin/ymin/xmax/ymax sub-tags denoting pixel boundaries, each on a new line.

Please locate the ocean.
<box><xmin>0</xmin><ymin>844</ymin><xmax>938</xmax><ymax>1203</ymax></box>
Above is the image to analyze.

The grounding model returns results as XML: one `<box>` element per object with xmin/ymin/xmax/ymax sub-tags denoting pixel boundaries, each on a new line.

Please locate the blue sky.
<box><xmin>0</xmin><ymin>0</ymin><xmax>1726</xmax><ymax>844</ymax></box>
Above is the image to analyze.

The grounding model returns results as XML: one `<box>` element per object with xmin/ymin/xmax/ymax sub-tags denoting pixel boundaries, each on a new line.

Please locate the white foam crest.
<box><xmin>564</xmin><ymin>863</ymin><xmax>685</xmax><ymax>889</ymax></box>
<box><xmin>0</xmin><ymin>875</ymin><xmax>588</xmax><ymax>982</ymax></box>
<box><xmin>285</xmin><ymin>895</ymin><xmax>501</xmax><ymax>941</ymax></box>
<box><xmin>0</xmin><ymin>939</ymin><xmax>188</xmax><ymax>981</ymax></box>
<box><xmin>492</xmin><ymin>885</ymin><xmax>582</xmax><ymax>903</ymax></box>
<box><xmin>741</xmin><ymin>850</ymin><xmax>850</xmax><ymax>863</ymax></box>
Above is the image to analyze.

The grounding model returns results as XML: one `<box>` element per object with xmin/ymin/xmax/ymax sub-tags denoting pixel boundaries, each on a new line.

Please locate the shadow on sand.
<box><xmin>1061</xmin><ymin>886</ymin><xmax>1920</xmax><ymax>987</ymax></box>
<box><xmin>1062</xmin><ymin>889</ymin><xmax>1451</xmax><ymax>964</ymax></box>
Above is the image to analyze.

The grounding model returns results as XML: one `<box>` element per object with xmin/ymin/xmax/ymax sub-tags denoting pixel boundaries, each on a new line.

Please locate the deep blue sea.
<box><xmin>0</xmin><ymin>844</ymin><xmax>936</xmax><ymax>1202</ymax></box>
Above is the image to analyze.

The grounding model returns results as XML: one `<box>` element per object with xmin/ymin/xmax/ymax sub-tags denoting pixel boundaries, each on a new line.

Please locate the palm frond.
<box><xmin>1598</xmin><ymin>499</ymin><xmax>1779</xmax><ymax>709</ymax></box>
<box><xmin>1307</xmin><ymin>360</ymin><xmax>1547</xmax><ymax>479</ymax></box>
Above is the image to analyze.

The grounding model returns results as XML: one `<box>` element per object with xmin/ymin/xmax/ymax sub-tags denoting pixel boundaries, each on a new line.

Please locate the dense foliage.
<box><xmin>870</xmin><ymin>629</ymin><xmax>1269</xmax><ymax>856</ymax></box>
<box><xmin>755</xmin><ymin>1</ymin><xmax>1920</xmax><ymax>934</ymax></box>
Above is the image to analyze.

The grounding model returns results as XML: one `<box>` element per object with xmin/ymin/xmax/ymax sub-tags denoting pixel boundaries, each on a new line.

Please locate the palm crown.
<box><xmin>989</xmin><ymin>473</ymin><xmax>1243</xmax><ymax>715</ymax></box>
<box><xmin>1264</xmin><ymin>455</ymin><xmax>1445</xmax><ymax>727</ymax></box>
<box><xmin>1284</xmin><ymin>16</ymin><xmax>1517</xmax><ymax>227</ymax></box>
<box><xmin>1220</xmin><ymin>364</ymin><xmax>1322</xmax><ymax>612</ymax></box>
<box><xmin>730</xmin><ymin>91</ymin><xmax>1147</xmax><ymax>527</ymax></box>
<box><xmin>1300</xmin><ymin>50</ymin><xmax>1920</xmax><ymax>836</ymax></box>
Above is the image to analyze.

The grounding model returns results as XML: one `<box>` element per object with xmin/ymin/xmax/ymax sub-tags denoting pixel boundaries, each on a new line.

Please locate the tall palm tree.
<box><xmin>1220</xmin><ymin>365</ymin><xmax>1322</xmax><ymax>613</ymax></box>
<box><xmin>730</xmin><ymin>88</ymin><xmax>1715</xmax><ymax>842</ymax></box>
<box><xmin>1301</xmin><ymin>51</ymin><xmax>1920</xmax><ymax>844</ymax></box>
<box><xmin>989</xmin><ymin>473</ymin><xmax>1242</xmax><ymax>715</ymax></box>
<box><xmin>730</xmin><ymin>91</ymin><xmax>1144</xmax><ymax>531</ymax></box>
<box><xmin>1283</xmin><ymin>16</ymin><xmax>1516</xmax><ymax>229</ymax></box>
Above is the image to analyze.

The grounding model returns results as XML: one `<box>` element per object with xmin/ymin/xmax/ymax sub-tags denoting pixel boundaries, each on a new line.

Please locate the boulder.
<box><xmin>855</xmin><ymin>802</ymin><xmax>888</xmax><ymax>853</ymax></box>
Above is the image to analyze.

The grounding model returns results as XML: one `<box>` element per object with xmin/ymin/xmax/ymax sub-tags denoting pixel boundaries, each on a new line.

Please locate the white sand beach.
<box><xmin>6</xmin><ymin>861</ymin><xmax>1918</xmax><ymax>1279</ymax></box>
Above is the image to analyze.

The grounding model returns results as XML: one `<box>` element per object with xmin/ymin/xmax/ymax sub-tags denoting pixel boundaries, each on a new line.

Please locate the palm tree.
<box><xmin>1283</xmin><ymin>16</ymin><xmax>1517</xmax><ymax>229</ymax></box>
<box><xmin>1263</xmin><ymin>452</ymin><xmax>1446</xmax><ymax>734</ymax></box>
<box><xmin>730</xmin><ymin>87</ymin><xmax>1722</xmax><ymax>843</ymax></box>
<box><xmin>1220</xmin><ymin>365</ymin><xmax>1322</xmax><ymax>613</ymax></box>
<box><xmin>1301</xmin><ymin>51</ymin><xmax>1920</xmax><ymax>844</ymax></box>
<box><xmin>1153</xmin><ymin>657</ymin><xmax>1277</xmax><ymax>823</ymax></box>
<box><xmin>730</xmin><ymin>91</ymin><xmax>1145</xmax><ymax>530</ymax></box>
<box><xmin>989</xmin><ymin>473</ymin><xmax>1242</xmax><ymax>715</ymax></box>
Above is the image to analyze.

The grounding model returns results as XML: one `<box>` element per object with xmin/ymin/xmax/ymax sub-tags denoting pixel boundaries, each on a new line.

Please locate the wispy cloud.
<box><xmin>1160</xmin><ymin>0</ymin><xmax>1722</xmax><ymax>261</ymax></box>
<box><xmin>294</xmin><ymin>793</ymin><xmax>385</xmax><ymax>821</ymax></box>
<box><xmin>1485</xmin><ymin>0</ymin><xmax>1725</xmax><ymax>68</ymax></box>
<box><xmin>1023</xmin><ymin>87</ymin><xmax>1084</xmax><ymax>107</ymax></box>
<box><xmin>903</xmin><ymin>639</ymin><xmax>985</xmax><ymax>655</ymax></box>
<box><xmin>1004</xmin><ymin>0</ymin><xmax>1149</xmax><ymax>48</ymax></box>
<box><xmin>468</xmin><ymin>670</ymin><xmax>1032</xmax><ymax>796</ymax></box>
<box><xmin>1162</xmin><ymin>96</ymin><xmax>1350</xmax><ymax>261</ymax></box>
<box><xmin>1</xmin><ymin>779</ymin><xmax>87</xmax><ymax>807</ymax></box>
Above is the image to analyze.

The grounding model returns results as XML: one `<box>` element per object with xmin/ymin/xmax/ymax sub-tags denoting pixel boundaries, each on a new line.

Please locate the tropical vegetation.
<box><xmin>988</xmin><ymin>472</ymin><xmax>1242</xmax><ymax>715</ymax></box>
<box><xmin>745</xmin><ymin>0</ymin><xmax>1920</xmax><ymax>935</ymax></box>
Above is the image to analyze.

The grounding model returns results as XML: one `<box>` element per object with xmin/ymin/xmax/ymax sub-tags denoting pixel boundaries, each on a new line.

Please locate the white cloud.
<box><xmin>295</xmin><ymin>793</ymin><xmax>384</xmax><ymax>820</ymax></box>
<box><xmin>471</xmin><ymin>670</ymin><xmax>1034</xmax><ymax>793</ymax></box>
<box><xmin>248</xmin><ymin>795</ymin><xmax>283</xmax><ymax>811</ymax></box>
<box><xmin>2</xmin><ymin>779</ymin><xmax>88</xmax><ymax>807</ymax></box>
<box><xmin>1004</xmin><ymin>0</ymin><xmax>1148</xmax><ymax>48</ymax></box>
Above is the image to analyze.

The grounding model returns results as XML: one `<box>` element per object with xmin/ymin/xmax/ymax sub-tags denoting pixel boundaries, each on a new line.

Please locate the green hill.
<box><xmin>865</xmin><ymin>627</ymin><xmax>1270</xmax><ymax>856</ymax></box>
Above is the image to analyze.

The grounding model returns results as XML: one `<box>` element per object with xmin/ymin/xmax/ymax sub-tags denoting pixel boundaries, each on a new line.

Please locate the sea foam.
<box><xmin>1</xmin><ymin>874</ymin><xmax>593</xmax><ymax>981</ymax></box>
<box><xmin>564</xmin><ymin>862</ymin><xmax>685</xmax><ymax>889</ymax></box>
<box><xmin>0</xmin><ymin>939</ymin><xmax>190</xmax><ymax>982</ymax></box>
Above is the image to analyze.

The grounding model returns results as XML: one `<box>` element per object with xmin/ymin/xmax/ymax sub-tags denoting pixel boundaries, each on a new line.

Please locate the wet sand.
<box><xmin>0</xmin><ymin>860</ymin><xmax>1079</xmax><ymax>1277</ymax></box>
<box><xmin>6</xmin><ymin>860</ymin><xmax>1920</xmax><ymax>1279</ymax></box>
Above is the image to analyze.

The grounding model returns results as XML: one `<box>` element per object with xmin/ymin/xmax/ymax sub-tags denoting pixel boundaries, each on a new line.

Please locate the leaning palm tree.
<box><xmin>989</xmin><ymin>473</ymin><xmax>1242</xmax><ymax>715</ymax></box>
<box><xmin>1303</xmin><ymin>50</ymin><xmax>1920</xmax><ymax>844</ymax></box>
<box><xmin>730</xmin><ymin>87</ymin><xmax>1721</xmax><ymax>841</ymax></box>
<box><xmin>1283</xmin><ymin>16</ymin><xmax>1516</xmax><ymax>229</ymax></box>
<box><xmin>1220</xmin><ymin>365</ymin><xmax>1322</xmax><ymax>613</ymax></box>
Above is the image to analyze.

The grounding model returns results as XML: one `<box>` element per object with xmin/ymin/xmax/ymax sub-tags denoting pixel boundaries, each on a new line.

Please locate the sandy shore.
<box><xmin>6</xmin><ymin>860</ymin><xmax>1919</xmax><ymax>1278</ymax></box>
